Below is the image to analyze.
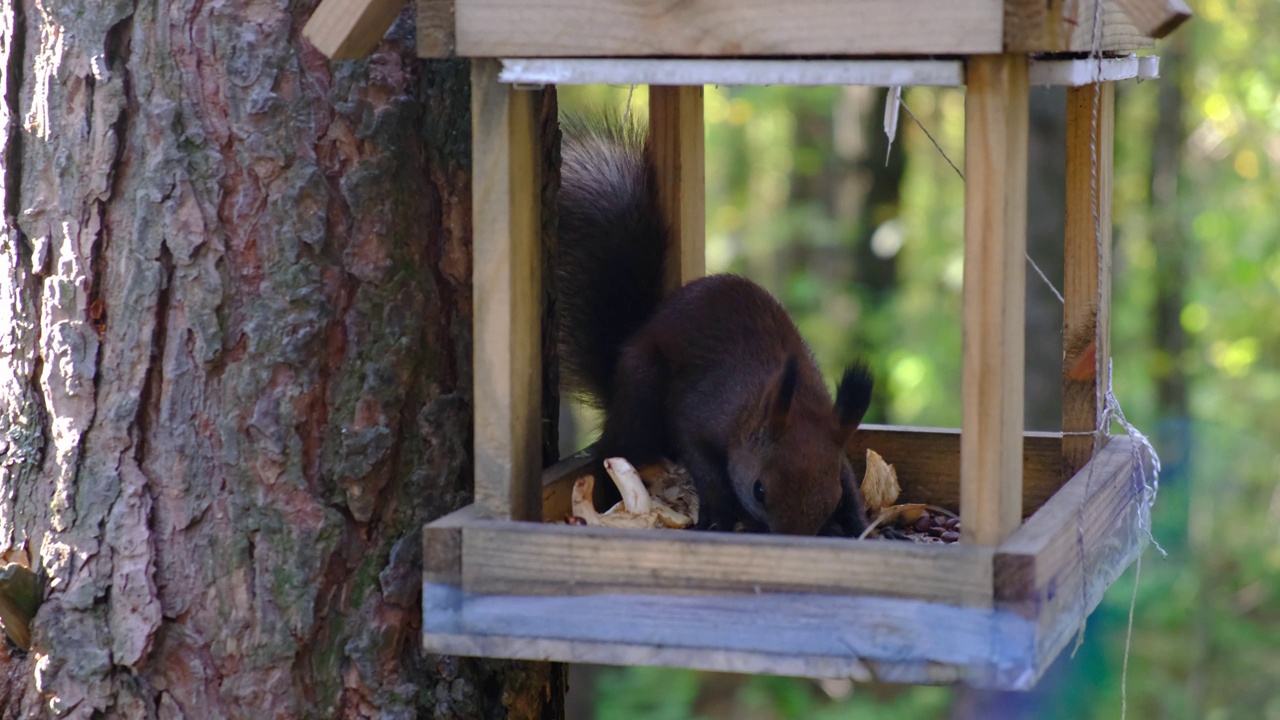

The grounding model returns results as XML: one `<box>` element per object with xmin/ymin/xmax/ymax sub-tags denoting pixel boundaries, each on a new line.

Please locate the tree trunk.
<box><xmin>0</xmin><ymin>2</ymin><xmax>562</xmax><ymax>718</ymax></box>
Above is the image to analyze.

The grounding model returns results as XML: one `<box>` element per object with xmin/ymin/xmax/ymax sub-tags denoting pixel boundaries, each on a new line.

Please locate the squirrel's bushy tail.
<box><xmin>556</xmin><ymin>113</ymin><xmax>668</xmax><ymax>407</ymax></box>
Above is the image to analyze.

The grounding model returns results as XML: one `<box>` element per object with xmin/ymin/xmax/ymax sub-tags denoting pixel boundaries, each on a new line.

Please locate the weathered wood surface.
<box><xmin>417</xmin><ymin>0</ymin><xmax>458</xmax><ymax>57</ymax></box>
<box><xmin>303</xmin><ymin>0</ymin><xmax>406</xmax><ymax>59</ymax></box>
<box><xmin>454</xmin><ymin>0</ymin><xmax>1007</xmax><ymax>57</ymax></box>
<box><xmin>495</xmin><ymin>57</ymin><xmax>1158</xmax><ymax>89</ymax></box>
<box><xmin>961</xmin><ymin>55</ymin><xmax>1029</xmax><ymax>546</ymax></box>
<box><xmin>424</xmin><ymin>436</ymin><xmax>1140</xmax><ymax>687</ymax></box>
<box><xmin>847</xmin><ymin>426</ymin><xmax>1063</xmax><ymax>517</ymax></box>
<box><xmin>1111</xmin><ymin>0</ymin><xmax>1192</xmax><ymax>38</ymax></box>
<box><xmin>649</xmin><ymin>86</ymin><xmax>706</xmax><ymax>293</ymax></box>
<box><xmin>1062</xmin><ymin>83</ymin><xmax>1116</xmax><ymax>481</ymax></box>
<box><xmin>456</xmin><ymin>520</ymin><xmax>993</xmax><ymax>605</ymax></box>
<box><xmin>0</xmin><ymin>2</ymin><xmax>559</xmax><ymax>716</ymax></box>
<box><xmin>1004</xmin><ymin>0</ymin><xmax>1155</xmax><ymax>53</ymax></box>
<box><xmin>995</xmin><ymin>435</ymin><xmax>1144</xmax><ymax>684</ymax></box>
<box><xmin>471</xmin><ymin>59</ymin><xmax>545</xmax><ymax>522</ymax></box>
<box><xmin>424</xmin><ymin>587</ymin><xmax>1035</xmax><ymax>687</ymax></box>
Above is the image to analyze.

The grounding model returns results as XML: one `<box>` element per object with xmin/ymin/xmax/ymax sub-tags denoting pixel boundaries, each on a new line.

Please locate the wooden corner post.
<box><xmin>1062</xmin><ymin>81</ymin><xmax>1115</xmax><ymax>480</ymax></box>
<box><xmin>471</xmin><ymin>58</ymin><xmax>544</xmax><ymax>521</ymax></box>
<box><xmin>649</xmin><ymin>85</ymin><xmax>706</xmax><ymax>293</ymax></box>
<box><xmin>961</xmin><ymin>55</ymin><xmax>1029</xmax><ymax>545</ymax></box>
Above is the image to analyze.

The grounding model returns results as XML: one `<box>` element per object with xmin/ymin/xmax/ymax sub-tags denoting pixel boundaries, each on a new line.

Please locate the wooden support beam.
<box><xmin>1111</xmin><ymin>0</ymin><xmax>1192</xmax><ymax>38</ymax></box>
<box><xmin>302</xmin><ymin>0</ymin><xmax>403</xmax><ymax>60</ymax></box>
<box><xmin>649</xmin><ymin>86</ymin><xmax>706</xmax><ymax>292</ymax></box>
<box><xmin>961</xmin><ymin>55</ymin><xmax>1029</xmax><ymax>546</ymax></box>
<box><xmin>471</xmin><ymin>59</ymin><xmax>543</xmax><ymax>521</ymax></box>
<box><xmin>416</xmin><ymin>0</ymin><xmax>457</xmax><ymax>58</ymax></box>
<box><xmin>1062</xmin><ymin>83</ymin><xmax>1115</xmax><ymax>480</ymax></box>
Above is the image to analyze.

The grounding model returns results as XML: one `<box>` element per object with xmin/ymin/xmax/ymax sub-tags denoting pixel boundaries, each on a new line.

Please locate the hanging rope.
<box><xmin>878</xmin><ymin>15</ymin><xmax>1166</xmax><ymax>704</ymax></box>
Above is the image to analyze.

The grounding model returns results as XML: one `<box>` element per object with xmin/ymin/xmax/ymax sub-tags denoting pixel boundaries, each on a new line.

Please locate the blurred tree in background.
<box><xmin>558</xmin><ymin>0</ymin><xmax>1280</xmax><ymax>716</ymax></box>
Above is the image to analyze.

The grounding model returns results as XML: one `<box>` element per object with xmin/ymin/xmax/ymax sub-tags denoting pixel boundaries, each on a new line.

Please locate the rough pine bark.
<box><xmin>0</xmin><ymin>1</ymin><xmax>562</xmax><ymax>717</ymax></box>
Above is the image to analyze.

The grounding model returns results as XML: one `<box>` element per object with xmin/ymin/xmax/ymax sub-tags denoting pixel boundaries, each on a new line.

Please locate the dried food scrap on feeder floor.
<box><xmin>559</xmin><ymin>449</ymin><xmax>961</xmax><ymax>544</ymax></box>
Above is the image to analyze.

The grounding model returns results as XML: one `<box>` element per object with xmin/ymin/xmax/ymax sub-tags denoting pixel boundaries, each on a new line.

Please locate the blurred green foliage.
<box><xmin>558</xmin><ymin>0</ymin><xmax>1280</xmax><ymax>716</ymax></box>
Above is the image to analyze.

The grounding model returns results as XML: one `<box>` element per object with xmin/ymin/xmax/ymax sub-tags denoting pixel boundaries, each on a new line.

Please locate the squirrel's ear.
<box><xmin>832</xmin><ymin>361</ymin><xmax>873</xmax><ymax>445</ymax></box>
<box><xmin>765</xmin><ymin>354</ymin><xmax>800</xmax><ymax>441</ymax></box>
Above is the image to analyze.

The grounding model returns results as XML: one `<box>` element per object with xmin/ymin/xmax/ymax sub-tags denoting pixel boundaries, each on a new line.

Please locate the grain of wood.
<box><xmin>423</xmin><ymin>505</ymin><xmax>481</xmax><ymax>587</ymax></box>
<box><xmin>455</xmin><ymin>0</ymin><xmax>1005</xmax><ymax>57</ymax></box>
<box><xmin>1062</xmin><ymin>83</ymin><xmax>1116</xmax><ymax>481</ymax></box>
<box><xmin>416</xmin><ymin>0</ymin><xmax>457</xmax><ymax>57</ymax></box>
<box><xmin>649</xmin><ymin>86</ymin><xmax>706</xmax><ymax>293</ymax></box>
<box><xmin>457</xmin><ymin>520</ymin><xmax>994</xmax><ymax>606</ymax></box>
<box><xmin>1111</xmin><ymin>0</ymin><xmax>1192</xmax><ymax>38</ymax></box>
<box><xmin>472</xmin><ymin>59</ymin><xmax>544</xmax><ymax>521</ymax></box>
<box><xmin>497</xmin><ymin>58</ymin><xmax>967</xmax><ymax>88</ymax></box>
<box><xmin>994</xmin><ymin>435</ymin><xmax>1143</xmax><ymax>680</ymax></box>
<box><xmin>961</xmin><ymin>55</ymin><xmax>1030</xmax><ymax>546</ymax></box>
<box><xmin>1004</xmin><ymin>0</ymin><xmax>1154</xmax><ymax>53</ymax></box>
<box><xmin>423</xmin><ymin>590</ymin><xmax>1034</xmax><ymax>686</ymax></box>
<box><xmin>302</xmin><ymin>0</ymin><xmax>404</xmax><ymax>59</ymax></box>
<box><xmin>846</xmin><ymin>426</ymin><xmax>1063</xmax><ymax>517</ymax></box>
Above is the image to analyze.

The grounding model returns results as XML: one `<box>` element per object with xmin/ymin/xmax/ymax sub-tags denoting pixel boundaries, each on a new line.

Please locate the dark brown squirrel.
<box><xmin>556</xmin><ymin>113</ymin><xmax>873</xmax><ymax>537</ymax></box>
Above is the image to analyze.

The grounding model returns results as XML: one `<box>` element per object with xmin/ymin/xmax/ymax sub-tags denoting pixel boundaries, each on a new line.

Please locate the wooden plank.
<box><xmin>649</xmin><ymin>86</ymin><xmax>706</xmax><ymax>293</ymax></box>
<box><xmin>423</xmin><ymin>504</ymin><xmax>482</xmax><ymax>588</ymax></box>
<box><xmin>960</xmin><ymin>55</ymin><xmax>1029</xmax><ymax>546</ymax></box>
<box><xmin>455</xmin><ymin>0</ymin><xmax>1005</xmax><ymax>57</ymax></box>
<box><xmin>542</xmin><ymin>426</ymin><xmax>1067</xmax><ymax>523</ymax></box>
<box><xmin>1111</xmin><ymin>0</ymin><xmax>1192</xmax><ymax>38</ymax></box>
<box><xmin>497</xmin><ymin>58</ymin><xmax>966</xmax><ymax>88</ymax></box>
<box><xmin>1062</xmin><ymin>83</ymin><xmax>1115</xmax><ymax>480</ymax></box>
<box><xmin>995</xmin><ymin>435</ymin><xmax>1144</xmax><ymax>682</ymax></box>
<box><xmin>302</xmin><ymin>0</ymin><xmax>403</xmax><ymax>60</ymax></box>
<box><xmin>416</xmin><ymin>0</ymin><xmax>456</xmax><ymax>58</ymax></box>
<box><xmin>460</xmin><ymin>520</ymin><xmax>994</xmax><ymax>606</ymax></box>
<box><xmin>846</xmin><ymin>426</ymin><xmax>1063</xmax><ymax>517</ymax></box>
<box><xmin>471</xmin><ymin>59</ymin><xmax>543</xmax><ymax>521</ymax></box>
<box><xmin>1004</xmin><ymin>0</ymin><xmax>1154</xmax><ymax>53</ymax></box>
<box><xmin>540</xmin><ymin>448</ymin><xmax>595</xmax><ymax>522</ymax></box>
<box><xmin>423</xmin><ymin>590</ymin><xmax>1035</xmax><ymax>687</ymax></box>
<box><xmin>423</xmin><ymin>631</ymin><xmax>882</xmax><ymax>683</ymax></box>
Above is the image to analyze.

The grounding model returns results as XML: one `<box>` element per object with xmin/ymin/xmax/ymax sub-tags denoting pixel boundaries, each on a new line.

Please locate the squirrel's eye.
<box><xmin>753</xmin><ymin>480</ymin><xmax>766</xmax><ymax>505</ymax></box>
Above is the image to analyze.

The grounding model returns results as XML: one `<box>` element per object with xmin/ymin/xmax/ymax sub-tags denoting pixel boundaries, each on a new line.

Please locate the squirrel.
<box><xmin>555</xmin><ymin>113</ymin><xmax>873</xmax><ymax>538</ymax></box>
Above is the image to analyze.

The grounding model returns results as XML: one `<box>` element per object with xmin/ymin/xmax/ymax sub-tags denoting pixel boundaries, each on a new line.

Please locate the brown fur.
<box><xmin>556</xmin><ymin>115</ymin><xmax>873</xmax><ymax>536</ymax></box>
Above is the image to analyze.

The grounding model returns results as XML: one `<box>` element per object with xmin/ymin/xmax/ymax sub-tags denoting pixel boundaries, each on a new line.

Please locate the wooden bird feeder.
<box><xmin>304</xmin><ymin>0</ymin><xmax>1190</xmax><ymax>690</ymax></box>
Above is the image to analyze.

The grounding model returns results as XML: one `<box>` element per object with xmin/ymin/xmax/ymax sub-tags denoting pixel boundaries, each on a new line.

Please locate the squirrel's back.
<box><xmin>556</xmin><ymin>114</ymin><xmax>668</xmax><ymax>406</ymax></box>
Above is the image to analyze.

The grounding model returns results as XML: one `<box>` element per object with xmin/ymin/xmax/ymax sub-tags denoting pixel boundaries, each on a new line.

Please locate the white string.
<box><xmin>1030</xmin><ymin>261</ymin><xmax>1066</xmax><ymax>304</ymax></box>
<box><xmin>898</xmin><ymin>97</ymin><xmax>964</xmax><ymax>181</ymax></box>
<box><xmin>895</xmin><ymin>95</ymin><xmax>1065</xmax><ymax>304</ymax></box>
<box><xmin>1121</xmin><ymin>552</ymin><xmax>1142</xmax><ymax>720</ymax></box>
